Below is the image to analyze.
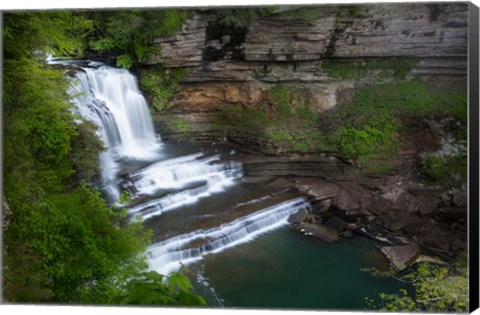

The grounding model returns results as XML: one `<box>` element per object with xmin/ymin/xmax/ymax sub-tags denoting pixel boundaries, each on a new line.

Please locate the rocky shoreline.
<box><xmin>287</xmin><ymin>173</ymin><xmax>467</xmax><ymax>270</ymax></box>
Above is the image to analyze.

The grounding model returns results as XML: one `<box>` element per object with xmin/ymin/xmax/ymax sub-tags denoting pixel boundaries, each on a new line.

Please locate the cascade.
<box><xmin>68</xmin><ymin>63</ymin><xmax>313</xmax><ymax>277</ymax></box>
<box><xmin>70</xmin><ymin>65</ymin><xmax>162</xmax><ymax>201</ymax></box>
<box><xmin>147</xmin><ymin>197</ymin><xmax>311</xmax><ymax>275</ymax></box>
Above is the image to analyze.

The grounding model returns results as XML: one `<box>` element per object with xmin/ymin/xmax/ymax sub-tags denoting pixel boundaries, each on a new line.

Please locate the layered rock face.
<box><xmin>142</xmin><ymin>3</ymin><xmax>469</xmax><ymax>260</ymax></box>
<box><xmin>146</xmin><ymin>3</ymin><xmax>467</xmax><ymax>117</ymax></box>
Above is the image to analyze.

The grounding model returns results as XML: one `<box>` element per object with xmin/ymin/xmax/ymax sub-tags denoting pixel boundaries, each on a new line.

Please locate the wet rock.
<box><xmin>387</xmin><ymin>216</ymin><xmax>423</xmax><ymax>232</ymax></box>
<box><xmin>293</xmin><ymin>222</ymin><xmax>338</xmax><ymax>243</ymax></box>
<box><xmin>437</xmin><ymin>206</ymin><xmax>467</xmax><ymax>221</ymax></box>
<box><xmin>332</xmin><ymin>185</ymin><xmax>373</xmax><ymax>216</ymax></box>
<box><xmin>340</xmin><ymin>230</ymin><xmax>354</xmax><ymax>238</ymax></box>
<box><xmin>380</xmin><ymin>175</ymin><xmax>407</xmax><ymax>202</ymax></box>
<box><xmin>294</xmin><ymin>178</ymin><xmax>341</xmax><ymax>203</ymax></box>
<box><xmin>288</xmin><ymin>208</ymin><xmax>309</xmax><ymax>224</ymax></box>
<box><xmin>324</xmin><ymin>216</ymin><xmax>346</xmax><ymax>233</ymax></box>
<box><xmin>380</xmin><ymin>244</ymin><xmax>420</xmax><ymax>270</ymax></box>
<box><xmin>405</xmin><ymin>195</ymin><xmax>438</xmax><ymax>215</ymax></box>
<box><xmin>418</xmin><ymin>196</ymin><xmax>438</xmax><ymax>216</ymax></box>
<box><xmin>368</xmin><ymin>197</ymin><xmax>390</xmax><ymax>214</ymax></box>
<box><xmin>402</xmin><ymin>221</ymin><xmax>424</xmax><ymax>235</ymax></box>
<box><xmin>303</xmin><ymin>214</ymin><xmax>321</xmax><ymax>224</ymax></box>
<box><xmin>452</xmin><ymin>190</ymin><xmax>467</xmax><ymax>207</ymax></box>
<box><xmin>391</xmin><ymin>191</ymin><xmax>412</xmax><ymax>210</ymax></box>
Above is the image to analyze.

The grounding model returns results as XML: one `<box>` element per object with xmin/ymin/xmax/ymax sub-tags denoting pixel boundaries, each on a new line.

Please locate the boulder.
<box><xmin>452</xmin><ymin>190</ymin><xmax>467</xmax><ymax>207</ymax></box>
<box><xmin>418</xmin><ymin>196</ymin><xmax>439</xmax><ymax>216</ymax></box>
<box><xmin>391</xmin><ymin>191</ymin><xmax>412</xmax><ymax>210</ymax></box>
<box><xmin>288</xmin><ymin>208</ymin><xmax>309</xmax><ymax>224</ymax></box>
<box><xmin>324</xmin><ymin>216</ymin><xmax>347</xmax><ymax>232</ymax></box>
<box><xmin>293</xmin><ymin>222</ymin><xmax>338</xmax><ymax>243</ymax></box>
<box><xmin>332</xmin><ymin>187</ymin><xmax>373</xmax><ymax>215</ymax></box>
<box><xmin>437</xmin><ymin>206</ymin><xmax>467</xmax><ymax>221</ymax></box>
<box><xmin>387</xmin><ymin>215</ymin><xmax>423</xmax><ymax>232</ymax></box>
<box><xmin>380</xmin><ymin>244</ymin><xmax>420</xmax><ymax>270</ymax></box>
<box><xmin>405</xmin><ymin>195</ymin><xmax>438</xmax><ymax>215</ymax></box>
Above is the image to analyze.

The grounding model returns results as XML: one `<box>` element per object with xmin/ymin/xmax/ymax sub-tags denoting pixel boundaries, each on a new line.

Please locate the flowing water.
<box><xmin>70</xmin><ymin>64</ymin><xmax>406</xmax><ymax>310</ymax></box>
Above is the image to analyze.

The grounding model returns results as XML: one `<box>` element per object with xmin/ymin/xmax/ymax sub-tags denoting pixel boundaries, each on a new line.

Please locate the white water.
<box><xmin>147</xmin><ymin>197</ymin><xmax>311</xmax><ymax>275</ymax></box>
<box><xmin>128</xmin><ymin>176</ymin><xmax>238</xmax><ymax>221</ymax></box>
<box><xmin>70</xmin><ymin>66</ymin><xmax>162</xmax><ymax>201</ymax></box>
<box><xmin>126</xmin><ymin>153</ymin><xmax>243</xmax><ymax>196</ymax></box>
<box><xmin>71</xmin><ymin>67</ymin><xmax>160</xmax><ymax>158</ymax></box>
<box><xmin>69</xmin><ymin>64</ymin><xmax>313</xmax><ymax>281</ymax></box>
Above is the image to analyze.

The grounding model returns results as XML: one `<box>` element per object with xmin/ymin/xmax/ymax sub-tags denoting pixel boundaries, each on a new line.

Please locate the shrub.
<box><xmin>269</xmin><ymin>84</ymin><xmax>294</xmax><ymax>116</ymax></box>
<box><xmin>111</xmin><ymin>270</ymin><xmax>206</xmax><ymax>306</ymax></box>
<box><xmin>367</xmin><ymin>255</ymin><xmax>468</xmax><ymax>312</ymax></box>
<box><xmin>332</xmin><ymin>119</ymin><xmax>398</xmax><ymax>163</ymax></box>
<box><xmin>139</xmin><ymin>67</ymin><xmax>187</xmax><ymax>111</ymax></box>
<box><xmin>419</xmin><ymin>153</ymin><xmax>467</xmax><ymax>185</ymax></box>
<box><xmin>325</xmin><ymin>81</ymin><xmax>467</xmax><ymax>168</ymax></box>
<box><xmin>90</xmin><ymin>10</ymin><xmax>188</xmax><ymax>68</ymax></box>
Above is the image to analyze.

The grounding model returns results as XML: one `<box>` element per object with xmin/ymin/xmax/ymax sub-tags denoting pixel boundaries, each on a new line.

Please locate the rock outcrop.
<box><xmin>144</xmin><ymin>3</ymin><xmax>468</xmax><ymax>149</ymax></box>
<box><xmin>142</xmin><ymin>3</ymin><xmax>469</xmax><ymax>259</ymax></box>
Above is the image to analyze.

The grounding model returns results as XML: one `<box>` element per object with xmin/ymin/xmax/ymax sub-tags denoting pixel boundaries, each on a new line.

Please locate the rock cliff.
<box><xmin>138</xmin><ymin>3</ymin><xmax>469</xmax><ymax>260</ymax></box>
<box><xmin>145</xmin><ymin>3</ymin><xmax>467</xmax><ymax>115</ymax></box>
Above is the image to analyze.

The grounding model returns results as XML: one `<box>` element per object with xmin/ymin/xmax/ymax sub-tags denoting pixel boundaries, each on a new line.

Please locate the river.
<box><xmin>69</xmin><ymin>62</ymin><xmax>406</xmax><ymax>310</ymax></box>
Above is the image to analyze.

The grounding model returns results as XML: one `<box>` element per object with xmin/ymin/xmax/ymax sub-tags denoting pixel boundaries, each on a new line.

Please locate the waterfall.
<box><xmin>66</xmin><ymin>63</ymin><xmax>311</xmax><ymax>281</ymax></box>
<box><xmin>71</xmin><ymin>67</ymin><xmax>160</xmax><ymax>158</ymax></box>
<box><xmin>69</xmin><ymin>66</ymin><xmax>162</xmax><ymax>201</ymax></box>
<box><xmin>125</xmin><ymin>152</ymin><xmax>243</xmax><ymax>220</ymax></box>
<box><xmin>125</xmin><ymin>153</ymin><xmax>243</xmax><ymax>197</ymax></box>
<box><xmin>146</xmin><ymin>197</ymin><xmax>311</xmax><ymax>275</ymax></box>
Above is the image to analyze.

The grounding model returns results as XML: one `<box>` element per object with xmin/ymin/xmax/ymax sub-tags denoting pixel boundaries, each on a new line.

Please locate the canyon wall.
<box><xmin>145</xmin><ymin>3</ymin><xmax>467</xmax><ymax>114</ymax></box>
<box><xmin>138</xmin><ymin>3</ymin><xmax>470</xmax><ymax>258</ymax></box>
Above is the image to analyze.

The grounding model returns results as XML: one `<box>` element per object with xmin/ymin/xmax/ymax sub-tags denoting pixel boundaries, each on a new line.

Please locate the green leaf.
<box><xmin>116</xmin><ymin>54</ymin><xmax>133</xmax><ymax>69</ymax></box>
<box><xmin>168</xmin><ymin>272</ymin><xmax>192</xmax><ymax>292</ymax></box>
<box><xmin>177</xmin><ymin>290</ymin><xmax>207</xmax><ymax>306</ymax></box>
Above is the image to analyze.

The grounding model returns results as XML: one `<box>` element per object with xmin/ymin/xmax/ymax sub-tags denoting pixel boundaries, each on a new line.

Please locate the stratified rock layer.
<box><xmin>144</xmin><ymin>3</ymin><xmax>468</xmax><ymax>143</ymax></box>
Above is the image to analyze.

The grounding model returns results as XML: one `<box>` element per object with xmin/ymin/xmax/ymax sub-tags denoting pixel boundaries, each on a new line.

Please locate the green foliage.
<box><xmin>369</xmin><ymin>258</ymin><xmax>469</xmax><ymax>312</ymax></box>
<box><xmin>260</xmin><ymin>6</ymin><xmax>280</xmax><ymax>17</ymax></box>
<box><xmin>118</xmin><ymin>190</ymin><xmax>132</xmax><ymax>205</ymax></box>
<box><xmin>332</xmin><ymin>119</ymin><xmax>398</xmax><ymax>163</ymax></box>
<box><xmin>217</xmin><ymin>84</ymin><xmax>325</xmax><ymax>153</ymax></box>
<box><xmin>112</xmin><ymin>270</ymin><xmax>206</xmax><ymax>306</ymax></box>
<box><xmin>90</xmin><ymin>9</ymin><xmax>188</xmax><ymax>68</ymax></box>
<box><xmin>139</xmin><ymin>67</ymin><xmax>187</xmax><ymax>111</ymax></box>
<box><xmin>268</xmin><ymin>84</ymin><xmax>315</xmax><ymax>120</ymax></box>
<box><xmin>2</xmin><ymin>12</ymin><xmax>162</xmax><ymax>305</ymax></box>
<box><xmin>322</xmin><ymin>58</ymin><xmax>419</xmax><ymax>80</ymax></box>
<box><xmin>347</xmin><ymin>5</ymin><xmax>366</xmax><ymax>18</ymax></box>
<box><xmin>266</xmin><ymin>127</ymin><xmax>328</xmax><ymax>154</ymax></box>
<box><xmin>3</xmin><ymin>12</ymin><xmax>92</xmax><ymax>61</ymax></box>
<box><xmin>366</xmin><ymin>162</ymin><xmax>393</xmax><ymax>174</ymax></box>
<box><xmin>419</xmin><ymin>153</ymin><xmax>467</xmax><ymax>185</ymax></box>
<box><xmin>268</xmin><ymin>129</ymin><xmax>294</xmax><ymax>143</ymax></box>
<box><xmin>69</xmin><ymin>120</ymin><xmax>106</xmax><ymax>182</ymax></box>
<box><xmin>325</xmin><ymin>81</ymin><xmax>467</xmax><ymax>168</ymax></box>
<box><xmin>222</xmin><ymin>105</ymin><xmax>271</xmax><ymax>127</ymax></box>
<box><xmin>171</xmin><ymin>118</ymin><xmax>191</xmax><ymax>133</ymax></box>
<box><xmin>269</xmin><ymin>84</ymin><xmax>294</xmax><ymax>115</ymax></box>
<box><xmin>277</xmin><ymin>7</ymin><xmax>328</xmax><ymax>21</ymax></box>
<box><xmin>207</xmin><ymin>9</ymin><xmax>257</xmax><ymax>29</ymax></box>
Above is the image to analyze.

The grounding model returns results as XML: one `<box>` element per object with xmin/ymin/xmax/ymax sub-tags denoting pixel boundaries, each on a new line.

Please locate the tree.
<box><xmin>366</xmin><ymin>255</ymin><xmax>469</xmax><ymax>312</ymax></box>
<box><xmin>2</xmin><ymin>11</ymin><xmax>205</xmax><ymax>306</ymax></box>
<box><xmin>88</xmin><ymin>9</ymin><xmax>188</xmax><ymax>68</ymax></box>
<box><xmin>111</xmin><ymin>269</ymin><xmax>206</xmax><ymax>306</ymax></box>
